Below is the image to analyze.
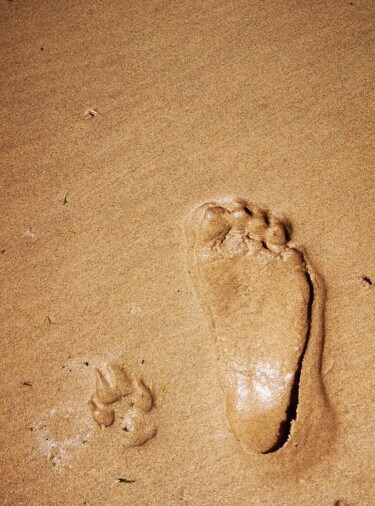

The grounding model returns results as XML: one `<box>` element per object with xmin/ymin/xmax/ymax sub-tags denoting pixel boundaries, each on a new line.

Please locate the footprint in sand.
<box><xmin>186</xmin><ymin>197</ymin><xmax>331</xmax><ymax>454</ymax></box>
<box><xmin>88</xmin><ymin>363</ymin><xmax>157</xmax><ymax>447</ymax></box>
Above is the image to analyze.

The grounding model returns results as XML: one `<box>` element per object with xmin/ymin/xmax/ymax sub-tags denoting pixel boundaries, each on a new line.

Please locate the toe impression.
<box><xmin>88</xmin><ymin>397</ymin><xmax>115</xmax><ymax>427</ymax></box>
<box><xmin>265</xmin><ymin>220</ymin><xmax>289</xmax><ymax>252</ymax></box>
<box><xmin>198</xmin><ymin>206</ymin><xmax>231</xmax><ymax>243</ymax></box>
<box><xmin>94</xmin><ymin>363</ymin><xmax>133</xmax><ymax>404</ymax></box>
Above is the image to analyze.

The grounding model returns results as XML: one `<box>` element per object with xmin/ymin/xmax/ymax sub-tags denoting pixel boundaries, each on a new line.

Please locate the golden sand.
<box><xmin>1</xmin><ymin>1</ymin><xmax>374</xmax><ymax>504</ymax></box>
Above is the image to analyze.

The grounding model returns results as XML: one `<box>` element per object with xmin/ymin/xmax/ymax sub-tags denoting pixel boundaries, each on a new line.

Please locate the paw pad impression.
<box><xmin>88</xmin><ymin>363</ymin><xmax>156</xmax><ymax>446</ymax></box>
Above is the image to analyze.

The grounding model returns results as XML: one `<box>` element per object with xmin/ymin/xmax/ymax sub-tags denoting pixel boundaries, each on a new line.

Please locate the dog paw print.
<box><xmin>88</xmin><ymin>363</ymin><xmax>157</xmax><ymax>446</ymax></box>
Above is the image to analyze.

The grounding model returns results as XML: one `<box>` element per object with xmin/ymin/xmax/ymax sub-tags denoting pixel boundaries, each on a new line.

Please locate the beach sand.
<box><xmin>0</xmin><ymin>1</ymin><xmax>374</xmax><ymax>504</ymax></box>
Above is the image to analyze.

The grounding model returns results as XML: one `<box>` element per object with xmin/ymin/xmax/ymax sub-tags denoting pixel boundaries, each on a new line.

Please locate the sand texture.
<box><xmin>1</xmin><ymin>1</ymin><xmax>374</xmax><ymax>505</ymax></box>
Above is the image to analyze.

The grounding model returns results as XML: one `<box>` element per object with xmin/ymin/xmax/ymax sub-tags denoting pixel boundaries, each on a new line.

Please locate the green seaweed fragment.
<box><xmin>117</xmin><ymin>478</ymin><xmax>136</xmax><ymax>484</ymax></box>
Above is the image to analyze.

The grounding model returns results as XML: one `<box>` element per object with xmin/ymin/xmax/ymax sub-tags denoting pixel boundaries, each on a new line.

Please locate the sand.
<box><xmin>0</xmin><ymin>1</ymin><xmax>374</xmax><ymax>505</ymax></box>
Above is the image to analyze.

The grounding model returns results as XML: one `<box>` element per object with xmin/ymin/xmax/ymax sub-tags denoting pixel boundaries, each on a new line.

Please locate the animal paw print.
<box><xmin>88</xmin><ymin>363</ymin><xmax>157</xmax><ymax>446</ymax></box>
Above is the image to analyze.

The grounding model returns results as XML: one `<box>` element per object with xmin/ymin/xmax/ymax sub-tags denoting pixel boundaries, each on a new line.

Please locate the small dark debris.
<box><xmin>82</xmin><ymin>440</ymin><xmax>88</xmax><ymax>444</ymax></box>
<box><xmin>362</xmin><ymin>276</ymin><xmax>373</xmax><ymax>286</ymax></box>
<box><xmin>350</xmin><ymin>2</ymin><xmax>354</xmax><ymax>4</ymax></box>
<box><xmin>85</xmin><ymin>109</ymin><xmax>98</xmax><ymax>119</ymax></box>
<box><xmin>69</xmin><ymin>369</ymin><xmax>72</xmax><ymax>372</ymax></box>
<box><xmin>84</xmin><ymin>361</ymin><xmax>89</xmax><ymax>366</ymax></box>
<box><xmin>141</xmin><ymin>359</ymin><xmax>145</xmax><ymax>364</ymax></box>
<box><xmin>29</xmin><ymin>427</ymin><xmax>34</xmax><ymax>431</ymax></box>
<box><xmin>0</xmin><ymin>249</ymin><xmax>5</xmax><ymax>254</ymax></box>
<box><xmin>40</xmin><ymin>47</ymin><xmax>44</xmax><ymax>51</ymax></box>
<box><xmin>21</xmin><ymin>381</ymin><xmax>32</xmax><ymax>387</ymax></box>
<box><xmin>61</xmin><ymin>365</ymin><xmax>66</xmax><ymax>369</ymax></box>
<box><xmin>68</xmin><ymin>355</ymin><xmax>71</xmax><ymax>358</ymax></box>
<box><xmin>117</xmin><ymin>478</ymin><xmax>136</xmax><ymax>484</ymax></box>
<box><xmin>122</xmin><ymin>426</ymin><xmax>129</xmax><ymax>432</ymax></box>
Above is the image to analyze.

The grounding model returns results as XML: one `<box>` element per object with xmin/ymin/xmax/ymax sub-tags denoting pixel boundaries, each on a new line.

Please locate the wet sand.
<box><xmin>1</xmin><ymin>1</ymin><xmax>374</xmax><ymax>505</ymax></box>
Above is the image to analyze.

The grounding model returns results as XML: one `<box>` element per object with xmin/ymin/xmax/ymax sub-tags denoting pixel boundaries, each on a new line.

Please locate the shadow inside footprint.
<box><xmin>263</xmin><ymin>272</ymin><xmax>314</xmax><ymax>453</ymax></box>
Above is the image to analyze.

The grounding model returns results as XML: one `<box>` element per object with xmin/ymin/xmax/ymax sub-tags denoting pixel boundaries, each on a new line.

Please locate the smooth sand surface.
<box><xmin>1</xmin><ymin>1</ymin><xmax>374</xmax><ymax>505</ymax></box>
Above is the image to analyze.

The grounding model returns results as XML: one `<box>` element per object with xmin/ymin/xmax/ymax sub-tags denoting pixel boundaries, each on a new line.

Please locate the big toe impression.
<box><xmin>197</xmin><ymin>205</ymin><xmax>231</xmax><ymax>244</ymax></box>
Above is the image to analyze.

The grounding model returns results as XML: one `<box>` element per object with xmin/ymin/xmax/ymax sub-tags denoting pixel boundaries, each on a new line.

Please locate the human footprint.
<box><xmin>186</xmin><ymin>197</ymin><xmax>330</xmax><ymax>454</ymax></box>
